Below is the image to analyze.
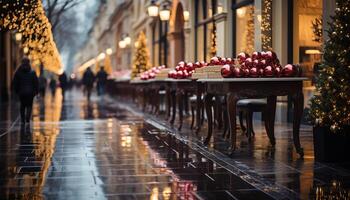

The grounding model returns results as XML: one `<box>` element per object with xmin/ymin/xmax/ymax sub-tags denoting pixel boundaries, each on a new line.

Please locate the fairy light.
<box><xmin>0</xmin><ymin>0</ymin><xmax>62</xmax><ymax>74</ymax></box>
<box><xmin>261</xmin><ymin>0</ymin><xmax>272</xmax><ymax>51</ymax></box>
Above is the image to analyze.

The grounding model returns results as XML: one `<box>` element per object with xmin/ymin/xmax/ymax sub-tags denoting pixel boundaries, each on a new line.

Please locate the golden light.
<box><xmin>306</xmin><ymin>49</ymin><xmax>322</xmax><ymax>54</ymax></box>
<box><xmin>183</xmin><ymin>11</ymin><xmax>190</xmax><ymax>21</ymax></box>
<box><xmin>257</xmin><ymin>14</ymin><xmax>262</xmax><ymax>23</ymax></box>
<box><xmin>106</xmin><ymin>48</ymin><xmax>113</xmax><ymax>55</ymax></box>
<box><xmin>77</xmin><ymin>58</ymin><xmax>96</xmax><ymax>73</ymax></box>
<box><xmin>237</xmin><ymin>7</ymin><xmax>246</xmax><ymax>18</ymax></box>
<box><xmin>119</xmin><ymin>40</ymin><xmax>126</xmax><ymax>49</ymax></box>
<box><xmin>15</xmin><ymin>32</ymin><xmax>22</xmax><ymax>42</ymax></box>
<box><xmin>98</xmin><ymin>53</ymin><xmax>106</xmax><ymax>61</ymax></box>
<box><xmin>147</xmin><ymin>0</ymin><xmax>159</xmax><ymax>17</ymax></box>
<box><xmin>134</xmin><ymin>41</ymin><xmax>140</xmax><ymax>48</ymax></box>
<box><xmin>217</xmin><ymin>4</ymin><xmax>224</xmax><ymax>14</ymax></box>
<box><xmin>159</xmin><ymin>5</ymin><xmax>170</xmax><ymax>21</ymax></box>
<box><xmin>70</xmin><ymin>73</ymin><xmax>76</xmax><ymax>79</ymax></box>
<box><xmin>124</xmin><ymin>36</ymin><xmax>131</xmax><ymax>46</ymax></box>
<box><xmin>23</xmin><ymin>47</ymin><xmax>29</xmax><ymax>54</ymax></box>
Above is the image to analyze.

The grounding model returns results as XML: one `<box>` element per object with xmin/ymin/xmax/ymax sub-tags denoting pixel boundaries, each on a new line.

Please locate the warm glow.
<box><xmin>148</xmin><ymin>5</ymin><xmax>159</xmax><ymax>17</ymax></box>
<box><xmin>23</xmin><ymin>47</ymin><xmax>29</xmax><ymax>54</ymax></box>
<box><xmin>237</xmin><ymin>7</ymin><xmax>246</xmax><ymax>18</ymax></box>
<box><xmin>305</xmin><ymin>49</ymin><xmax>322</xmax><ymax>54</ymax></box>
<box><xmin>124</xmin><ymin>36</ymin><xmax>131</xmax><ymax>45</ymax></box>
<box><xmin>106</xmin><ymin>48</ymin><xmax>113</xmax><ymax>55</ymax></box>
<box><xmin>15</xmin><ymin>32</ymin><xmax>22</xmax><ymax>42</ymax></box>
<box><xmin>217</xmin><ymin>5</ymin><xmax>224</xmax><ymax>14</ymax></box>
<box><xmin>98</xmin><ymin>53</ymin><xmax>106</xmax><ymax>61</ymax></box>
<box><xmin>257</xmin><ymin>14</ymin><xmax>262</xmax><ymax>23</ymax></box>
<box><xmin>77</xmin><ymin>58</ymin><xmax>96</xmax><ymax>73</ymax></box>
<box><xmin>134</xmin><ymin>41</ymin><xmax>139</xmax><ymax>48</ymax></box>
<box><xmin>119</xmin><ymin>40</ymin><xmax>126</xmax><ymax>49</ymax></box>
<box><xmin>159</xmin><ymin>10</ymin><xmax>170</xmax><ymax>21</ymax></box>
<box><xmin>183</xmin><ymin>11</ymin><xmax>190</xmax><ymax>21</ymax></box>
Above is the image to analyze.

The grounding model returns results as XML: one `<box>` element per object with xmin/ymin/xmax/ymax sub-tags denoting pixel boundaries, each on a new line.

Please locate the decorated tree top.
<box><xmin>0</xmin><ymin>0</ymin><xmax>62</xmax><ymax>74</ymax></box>
<box><xmin>131</xmin><ymin>31</ymin><xmax>150</xmax><ymax>79</ymax></box>
<box><xmin>309</xmin><ymin>0</ymin><xmax>350</xmax><ymax>131</ymax></box>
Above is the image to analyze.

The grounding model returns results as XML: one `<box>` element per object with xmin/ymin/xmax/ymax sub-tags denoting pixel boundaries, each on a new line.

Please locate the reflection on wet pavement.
<box><xmin>0</xmin><ymin>89</ymin><xmax>349</xmax><ymax>199</ymax></box>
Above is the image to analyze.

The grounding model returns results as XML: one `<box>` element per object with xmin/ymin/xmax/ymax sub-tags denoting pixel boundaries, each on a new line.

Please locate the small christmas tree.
<box><xmin>131</xmin><ymin>31</ymin><xmax>150</xmax><ymax>78</ymax></box>
<box><xmin>309</xmin><ymin>0</ymin><xmax>350</xmax><ymax>131</ymax></box>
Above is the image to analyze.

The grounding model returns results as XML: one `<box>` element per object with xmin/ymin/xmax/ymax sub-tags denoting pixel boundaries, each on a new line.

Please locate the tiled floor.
<box><xmin>0</xmin><ymin>88</ymin><xmax>349</xmax><ymax>200</ymax></box>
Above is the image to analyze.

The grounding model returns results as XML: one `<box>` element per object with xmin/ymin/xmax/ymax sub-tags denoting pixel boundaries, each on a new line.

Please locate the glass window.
<box><xmin>293</xmin><ymin>0</ymin><xmax>323</xmax><ymax>83</ymax></box>
<box><xmin>235</xmin><ymin>5</ymin><xmax>255</xmax><ymax>55</ymax></box>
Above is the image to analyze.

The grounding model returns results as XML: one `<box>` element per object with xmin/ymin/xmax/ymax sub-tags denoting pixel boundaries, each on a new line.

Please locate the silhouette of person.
<box><xmin>49</xmin><ymin>76</ymin><xmax>57</xmax><ymax>97</ymax></box>
<box><xmin>96</xmin><ymin>66</ymin><xmax>108</xmax><ymax>96</ymax></box>
<box><xmin>82</xmin><ymin>67</ymin><xmax>95</xmax><ymax>101</ymax></box>
<box><xmin>13</xmin><ymin>57</ymin><xmax>39</xmax><ymax>124</ymax></box>
<box><xmin>59</xmin><ymin>71</ymin><xmax>68</xmax><ymax>99</ymax></box>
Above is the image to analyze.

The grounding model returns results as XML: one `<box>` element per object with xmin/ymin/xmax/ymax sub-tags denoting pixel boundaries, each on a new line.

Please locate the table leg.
<box><xmin>265</xmin><ymin>96</ymin><xmax>277</xmax><ymax>145</ymax></box>
<box><xmin>204</xmin><ymin>93</ymin><xmax>214</xmax><ymax>145</ymax></box>
<box><xmin>292</xmin><ymin>91</ymin><xmax>304</xmax><ymax>157</ymax></box>
<box><xmin>227</xmin><ymin>93</ymin><xmax>238</xmax><ymax>151</ymax></box>
<box><xmin>166</xmin><ymin>88</ymin><xmax>171</xmax><ymax>120</ymax></box>
<box><xmin>195</xmin><ymin>84</ymin><xmax>203</xmax><ymax>134</ymax></box>
<box><xmin>178</xmin><ymin>89</ymin><xmax>184</xmax><ymax>131</ymax></box>
<box><xmin>170</xmin><ymin>90</ymin><xmax>176</xmax><ymax>125</ymax></box>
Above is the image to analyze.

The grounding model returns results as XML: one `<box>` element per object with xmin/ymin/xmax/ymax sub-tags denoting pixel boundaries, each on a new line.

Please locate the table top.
<box><xmin>197</xmin><ymin>77</ymin><xmax>308</xmax><ymax>82</ymax></box>
<box><xmin>130</xmin><ymin>78</ymin><xmax>193</xmax><ymax>84</ymax></box>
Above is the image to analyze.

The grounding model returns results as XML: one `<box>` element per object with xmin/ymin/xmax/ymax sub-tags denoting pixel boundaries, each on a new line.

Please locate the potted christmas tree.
<box><xmin>309</xmin><ymin>0</ymin><xmax>350</xmax><ymax>162</ymax></box>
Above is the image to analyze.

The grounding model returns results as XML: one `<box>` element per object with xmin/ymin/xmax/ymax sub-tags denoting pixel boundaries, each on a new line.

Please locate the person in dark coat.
<box><xmin>49</xmin><ymin>76</ymin><xmax>57</xmax><ymax>97</ymax></box>
<box><xmin>82</xmin><ymin>67</ymin><xmax>95</xmax><ymax>101</ymax></box>
<box><xmin>38</xmin><ymin>74</ymin><xmax>47</xmax><ymax>98</ymax></box>
<box><xmin>59</xmin><ymin>71</ymin><xmax>68</xmax><ymax>99</ymax></box>
<box><xmin>13</xmin><ymin>57</ymin><xmax>39</xmax><ymax>124</ymax></box>
<box><xmin>96</xmin><ymin>66</ymin><xmax>108</xmax><ymax>96</ymax></box>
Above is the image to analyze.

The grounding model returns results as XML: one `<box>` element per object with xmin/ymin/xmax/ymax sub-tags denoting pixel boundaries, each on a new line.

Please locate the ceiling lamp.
<box><xmin>147</xmin><ymin>0</ymin><xmax>159</xmax><ymax>17</ymax></box>
<box><xmin>119</xmin><ymin>40</ymin><xmax>126</xmax><ymax>49</ymax></box>
<box><xmin>124</xmin><ymin>35</ymin><xmax>131</xmax><ymax>46</ymax></box>
<box><xmin>106</xmin><ymin>48</ymin><xmax>113</xmax><ymax>55</ymax></box>
<box><xmin>236</xmin><ymin>7</ymin><xmax>246</xmax><ymax>18</ymax></box>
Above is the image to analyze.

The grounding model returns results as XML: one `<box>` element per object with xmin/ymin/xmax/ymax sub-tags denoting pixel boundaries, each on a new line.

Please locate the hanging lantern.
<box><xmin>159</xmin><ymin>3</ymin><xmax>171</xmax><ymax>21</ymax></box>
<box><xmin>183</xmin><ymin>11</ymin><xmax>190</xmax><ymax>22</ymax></box>
<box><xmin>147</xmin><ymin>0</ymin><xmax>159</xmax><ymax>17</ymax></box>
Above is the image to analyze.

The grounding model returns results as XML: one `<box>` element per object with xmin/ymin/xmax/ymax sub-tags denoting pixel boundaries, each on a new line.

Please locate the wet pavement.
<box><xmin>0</xmin><ymin>88</ymin><xmax>349</xmax><ymax>200</ymax></box>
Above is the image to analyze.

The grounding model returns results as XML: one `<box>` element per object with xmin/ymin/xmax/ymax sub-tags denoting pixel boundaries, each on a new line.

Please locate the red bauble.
<box><xmin>149</xmin><ymin>72</ymin><xmax>156</xmax><ymax>79</ymax></box>
<box><xmin>233</xmin><ymin>67</ymin><xmax>244</xmax><ymax>77</ymax></box>
<box><xmin>249</xmin><ymin>67</ymin><xmax>259</xmax><ymax>77</ymax></box>
<box><xmin>260</xmin><ymin>59</ymin><xmax>267</xmax><ymax>68</ymax></box>
<box><xmin>176</xmin><ymin>71</ymin><xmax>184</xmax><ymax>79</ymax></box>
<box><xmin>210</xmin><ymin>56</ymin><xmax>220</xmax><ymax>65</ymax></box>
<box><xmin>252</xmin><ymin>59</ymin><xmax>259</xmax><ymax>68</ymax></box>
<box><xmin>220</xmin><ymin>58</ymin><xmax>227</xmax><ymax>65</ymax></box>
<box><xmin>178</xmin><ymin>61</ymin><xmax>186</xmax><ymax>66</ymax></box>
<box><xmin>237</xmin><ymin>52</ymin><xmax>249</xmax><ymax>63</ymax></box>
<box><xmin>252</xmin><ymin>51</ymin><xmax>261</xmax><ymax>60</ymax></box>
<box><xmin>175</xmin><ymin>65</ymin><xmax>180</xmax><ymax>71</ymax></box>
<box><xmin>264</xmin><ymin>66</ymin><xmax>274</xmax><ymax>77</ymax></box>
<box><xmin>194</xmin><ymin>62</ymin><xmax>200</xmax><ymax>68</ymax></box>
<box><xmin>275</xmin><ymin>66</ymin><xmax>282</xmax><ymax>77</ymax></box>
<box><xmin>266</xmin><ymin>51</ymin><xmax>277</xmax><ymax>60</ymax></box>
<box><xmin>243</xmin><ymin>68</ymin><xmax>250</xmax><ymax>77</ymax></box>
<box><xmin>282</xmin><ymin>64</ymin><xmax>297</xmax><ymax>77</ymax></box>
<box><xmin>245</xmin><ymin>58</ymin><xmax>253</xmax><ymax>68</ymax></box>
<box><xmin>221</xmin><ymin>64</ymin><xmax>233</xmax><ymax>78</ymax></box>
<box><xmin>186</xmin><ymin>62</ymin><xmax>194</xmax><ymax>71</ymax></box>
<box><xmin>226</xmin><ymin>58</ymin><xmax>233</xmax><ymax>65</ymax></box>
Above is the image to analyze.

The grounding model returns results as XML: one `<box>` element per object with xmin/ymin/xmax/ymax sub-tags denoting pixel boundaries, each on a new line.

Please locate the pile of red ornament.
<box><xmin>209</xmin><ymin>56</ymin><xmax>234</xmax><ymax>66</ymax></box>
<box><xmin>140</xmin><ymin>65</ymin><xmax>166</xmax><ymax>80</ymax></box>
<box><xmin>220</xmin><ymin>51</ymin><xmax>301</xmax><ymax>78</ymax></box>
<box><xmin>168</xmin><ymin>61</ymin><xmax>208</xmax><ymax>79</ymax></box>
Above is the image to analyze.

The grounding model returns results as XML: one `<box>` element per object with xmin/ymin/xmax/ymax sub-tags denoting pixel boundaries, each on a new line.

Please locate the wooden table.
<box><xmin>198</xmin><ymin>77</ymin><xmax>307</xmax><ymax>157</ymax></box>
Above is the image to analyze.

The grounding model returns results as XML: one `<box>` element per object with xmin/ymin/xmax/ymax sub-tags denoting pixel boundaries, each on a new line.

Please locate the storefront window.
<box><xmin>235</xmin><ymin>5</ymin><xmax>255</xmax><ymax>55</ymax></box>
<box><xmin>195</xmin><ymin>0</ymin><xmax>218</xmax><ymax>61</ymax></box>
<box><xmin>293</xmin><ymin>0</ymin><xmax>323</xmax><ymax>83</ymax></box>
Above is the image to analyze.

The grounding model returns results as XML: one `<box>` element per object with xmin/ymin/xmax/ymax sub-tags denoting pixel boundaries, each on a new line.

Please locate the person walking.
<box><xmin>96</xmin><ymin>66</ymin><xmax>108</xmax><ymax>96</ymax></box>
<box><xmin>38</xmin><ymin>74</ymin><xmax>47</xmax><ymax>98</ymax></box>
<box><xmin>82</xmin><ymin>67</ymin><xmax>95</xmax><ymax>101</ymax></box>
<box><xmin>13</xmin><ymin>57</ymin><xmax>39</xmax><ymax>124</ymax></box>
<box><xmin>59</xmin><ymin>71</ymin><xmax>68</xmax><ymax>99</ymax></box>
<box><xmin>49</xmin><ymin>76</ymin><xmax>57</xmax><ymax>97</ymax></box>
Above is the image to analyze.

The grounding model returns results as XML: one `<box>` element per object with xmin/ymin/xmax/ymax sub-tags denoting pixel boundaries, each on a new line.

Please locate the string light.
<box><xmin>261</xmin><ymin>0</ymin><xmax>272</xmax><ymax>51</ymax></box>
<box><xmin>0</xmin><ymin>0</ymin><xmax>62</xmax><ymax>74</ymax></box>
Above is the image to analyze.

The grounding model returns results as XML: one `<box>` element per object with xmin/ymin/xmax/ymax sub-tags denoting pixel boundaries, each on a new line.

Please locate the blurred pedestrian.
<box><xmin>38</xmin><ymin>73</ymin><xmax>47</xmax><ymax>98</ymax></box>
<box><xmin>82</xmin><ymin>67</ymin><xmax>95</xmax><ymax>101</ymax></box>
<box><xmin>13</xmin><ymin>57</ymin><xmax>39</xmax><ymax>124</ymax></box>
<box><xmin>49</xmin><ymin>76</ymin><xmax>57</xmax><ymax>97</ymax></box>
<box><xmin>96</xmin><ymin>66</ymin><xmax>108</xmax><ymax>96</ymax></box>
<box><xmin>59</xmin><ymin>71</ymin><xmax>68</xmax><ymax>99</ymax></box>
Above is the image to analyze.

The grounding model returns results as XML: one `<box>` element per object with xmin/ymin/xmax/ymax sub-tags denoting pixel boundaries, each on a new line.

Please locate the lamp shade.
<box><xmin>183</xmin><ymin>11</ymin><xmax>190</xmax><ymax>21</ymax></box>
<box><xmin>119</xmin><ymin>40</ymin><xmax>126</xmax><ymax>49</ymax></box>
<box><xmin>147</xmin><ymin>4</ymin><xmax>159</xmax><ymax>17</ymax></box>
<box><xmin>159</xmin><ymin>9</ymin><xmax>170</xmax><ymax>21</ymax></box>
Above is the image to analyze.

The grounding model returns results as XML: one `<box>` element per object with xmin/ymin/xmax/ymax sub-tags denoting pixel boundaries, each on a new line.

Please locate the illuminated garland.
<box><xmin>261</xmin><ymin>0</ymin><xmax>272</xmax><ymax>51</ymax></box>
<box><xmin>0</xmin><ymin>0</ymin><xmax>62</xmax><ymax>74</ymax></box>
<box><xmin>210</xmin><ymin>23</ymin><xmax>217</xmax><ymax>57</ymax></box>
